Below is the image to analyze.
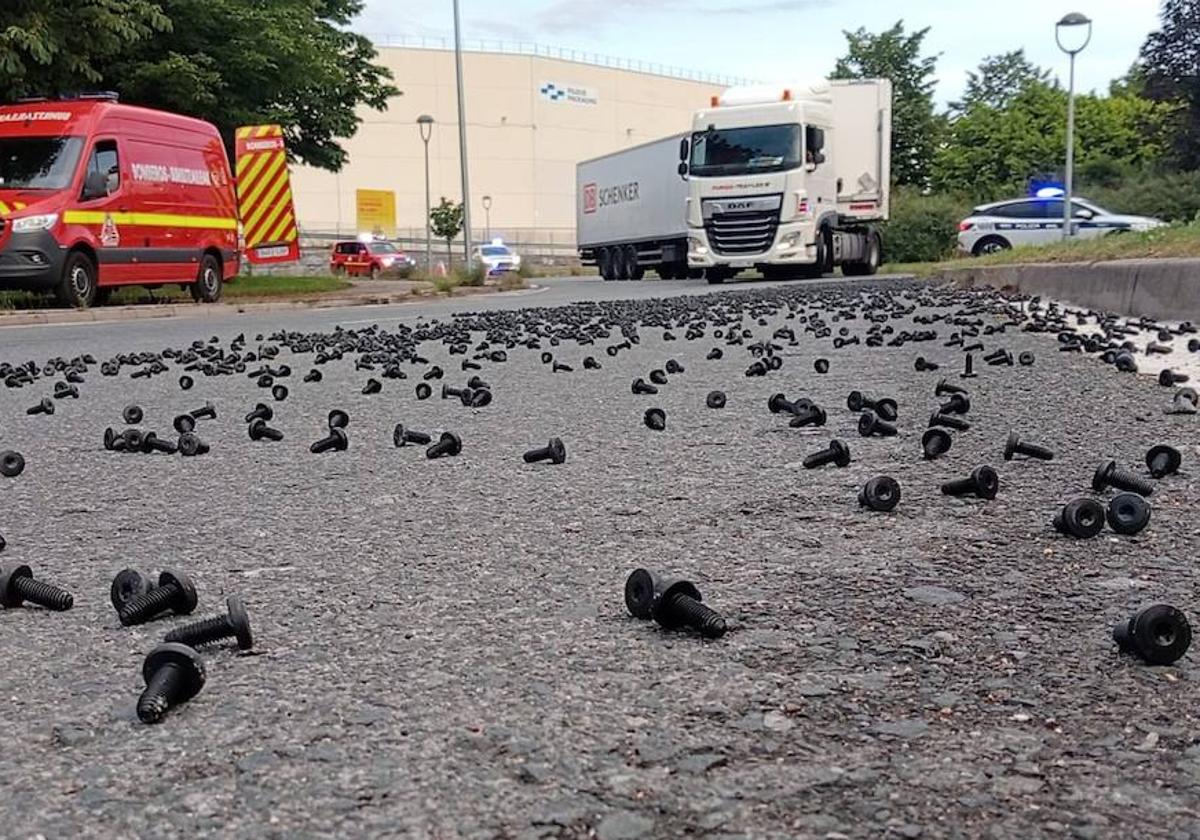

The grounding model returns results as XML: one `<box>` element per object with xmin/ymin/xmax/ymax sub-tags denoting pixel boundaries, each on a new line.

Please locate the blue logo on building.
<box><xmin>540</xmin><ymin>83</ymin><xmax>567</xmax><ymax>102</ymax></box>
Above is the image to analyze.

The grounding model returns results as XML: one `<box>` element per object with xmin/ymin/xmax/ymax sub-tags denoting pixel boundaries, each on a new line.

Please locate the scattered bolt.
<box><xmin>165</xmin><ymin>596</ymin><xmax>254</xmax><ymax>650</ymax></box>
<box><xmin>914</xmin><ymin>356</ymin><xmax>939</xmax><ymax>372</ymax></box>
<box><xmin>0</xmin><ymin>564</ymin><xmax>74</xmax><ymax>611</ymax></box>
<box><xmin>393</xmin><ymin>424</ymin><xmax>432</xmax><ymax>447</ymax></box>
<box><xmin>118</xmin><ymin>569</ymin><xmax>198</xmax><ymax>625</ymax></box>
<box><xmin>644</xmin><ymin>408</ymin><xmax>666</xmax><ymax>431</ymax></box>
<box><xmin>303</xmin><ymin>370</ymin><xmax>322</xmax><ymax>383</ymax></box>
<box><xmin>941</xmin><ymin>465</ymin><xmax>999</xmax><ymax>500</ymax></box>
<box><xmin>803</xmin><ymin>439</ymin><xmax>851</xmax><ymax>469</ymax></box>
<box><xmin>174</xmin><ymin>414</ymin><xmax>196</xmax><ymax>434</ymax></box>
<box><xmin>523</xmin><ymin>437</ymin><xmax>566</xmax><ymax>465</ymax></box>
<box><xmin>248</xmin><ymin>418</ymin><xmax>284</xmax><ymax>442</ymax></box>
<box><xmin>1106</xmin><ymin>492</ymin><xmax>1151</xmax><ymax>536</ymax></box>
<box><xmin>362</xmin><ymin>378</ymin><xmax>382</xmax><ymax>395</ymax></box>
<box><xmin>859</xmin><ymin>476</ymin><xmax>901</xmax><ymax>512</ymax></box>
<box><xmin>416</xmin><ymin>383</ymin><xmax>432</xmax><ymax>400</ymax></box>
<box><xmin>0</xmin><ymin>451</ymin><xmax>25</xmax><ymax>477</ymax></box>
<box><xmin>426</xmin><ymin>431</ymin><xmax>463</xmax><ymax>459</ymax></box>
<box><xmin>310</xmin><ymin>427</ymin><xmax>349</xmax><ymax>454</ymax></box>
<box><xmin>1146</xmin><ymin>444</ymin><xmax>1181</xmax><ymax>479</ymax></box>
<box><xmin>1053</xmin><ymin>498</ymin><xmax>1106</xmax><ymax>539</ymax></box>
<box><xmin>272</xmin><ymin>384</ymin><xmax>289</xmax><ymax>401</ymax></box>
<box><xmin>813</xmin><ymin>358</ymin><xmax>829</xmax><ymax>374</ymax></box>
<box><xmin>110</xmin><ymin>568</ymin><xmax>153</xmax><ymax>611</ymax></box>
<box><xmin>1092</xmin><ymin>461</ymin><xmax>1155</xmax><ymax>496</ymax></box>
<box><xmin>245</xmin><ymin>403</ymin><xmax>273</xmax><ymax>424</ymax></box>
<box><xmin>26</xmin><ymin>398</ymin><xmax>54</xmax><ymax>416</ymax></box>
<box><xmin>177</xmin><ymin>433</ymin><xmax>209</xmax><ymax>457</ymax></box>
<box><xmin>935</xmin><ymin>379</ymin><xmax>967</xmax><ymax>396</ymax></box>
<box><xmin>189</xmin><ymin>401</ymin><xmax>217</xmax><ymax>421</ymax></box>
<box><xmin>929</xmin><ymin>411</ymin><xmax>971</xmax><ymax>432</ymax></box>
<box><xmin>1113</xmin><ymin>604</ymin><xmax>1191</xmax><ymax>665</ymax></box>
<box><xmin>921</xmin><ymin>428</ymin><xmax>953</xmax><ymax>460</ymax></box>
<box><xmin>137</xmin><ymin>643</ymin><xmax>206</xmax><ymax>724</ymax></box>
<box><xmin>1018</xmin><ymin>351</ymin><xmax>1035</xmax><ymax>366</ymax></box>
<box><xmin>179</xmin><ymin>375</ymin><xmax>194</xmax><ymax>390</ymax></box>
<box><xmin>328</xmin><ymin>409</ymin><xmax>350</xmax><ymax>430</ymax></box>
<box><xmin>624</xmin><ymin>568</ymin><xmax>726</xmax><ymax>638</ymax></box>
<box><xmin>632</xmin><ymin>378</ymin><xmax>658</xmax><ymax>396</ymax></box>
<box><xmin>1004</xmin><ymin>432</ymin><xmax>1055</xmax><ymax>462</ymax></box>
<box><xmin>706</xmin><ymin>391</ymin><xmax>727</xmax><ymax>409</ymax></box>
<box><xmin>858</xmin><ymin>411</ymin><xmax>898</xmax><ymax>438</ymax></box>
<box><xmin>960</xmin><ymin>353</ymin><xmax>977</xmax><ymax>379</ymax></box>
<box><xmin>123</xmin><ymin>405</ymin><xmax>144</xmax><ymax>425</ymax></box>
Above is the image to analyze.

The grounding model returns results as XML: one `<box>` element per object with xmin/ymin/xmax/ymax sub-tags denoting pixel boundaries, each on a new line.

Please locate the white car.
<box><xmin>957</xmin><ymin>197</ymin><xmax>1164</xmax><ymax>256</ymax></box>
<box><xmin>472</xmin><ymin>243</ymin><xmax>521</xmax><ymax>274</ymax></box>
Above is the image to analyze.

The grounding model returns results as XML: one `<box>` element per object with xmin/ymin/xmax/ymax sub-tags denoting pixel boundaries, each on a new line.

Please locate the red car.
<box><xmin>329</xmin><ymin>240</ymin><xmax>415</xmax><ymax>278</ymax></box>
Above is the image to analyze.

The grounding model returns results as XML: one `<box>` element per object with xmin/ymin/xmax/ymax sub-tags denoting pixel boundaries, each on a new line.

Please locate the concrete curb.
<box><xmin>937</xmin><ymin>258</ymin><xmax>1200</xmax><ymax>321</ymax></box>
<box><xmin>0</xmin><ymin>282</ymin><xmax>532</xmax><ymax>328</ymax></box>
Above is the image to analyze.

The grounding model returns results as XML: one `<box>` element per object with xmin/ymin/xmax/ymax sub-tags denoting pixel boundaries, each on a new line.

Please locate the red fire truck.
<box><xmin>0</xmin><ymin>93</ymin><xmax>257</xmax><ymax>307</ymax></box>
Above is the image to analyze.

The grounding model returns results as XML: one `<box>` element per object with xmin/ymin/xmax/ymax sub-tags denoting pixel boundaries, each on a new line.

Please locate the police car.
<box><xmin>471</xmin><ymin>240</ymin><xmax>521</xmax><ymax>274</ymax></box>
<box><xmin>957</xmin><ymin>196</ymin><xmax>1163</xmax><ymax>256</ymax></box>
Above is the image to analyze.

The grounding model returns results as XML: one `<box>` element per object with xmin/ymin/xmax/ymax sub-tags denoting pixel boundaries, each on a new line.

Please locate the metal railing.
<box><xmin>366</xmin><ymin>35</ymin><xmax>756</xmax><ymax>88</ymax></box>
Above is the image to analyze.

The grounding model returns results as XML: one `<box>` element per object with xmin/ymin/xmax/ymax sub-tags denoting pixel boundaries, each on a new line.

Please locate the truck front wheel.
<box><xmin>56</xmin><ymin>251</ymin><xmax>98</xmax><ymax>308</ymax></box>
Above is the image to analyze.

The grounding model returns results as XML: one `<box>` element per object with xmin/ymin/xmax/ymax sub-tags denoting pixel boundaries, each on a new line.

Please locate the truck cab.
<box><xmin>682</xmin><ymin>81</ymin><xmax>891</xmax><ymax>283</ymax></box>
<box><xmin>0</xmin><ymin>94</ymin><xmax>239</xmax><ymax>306</ymax></box>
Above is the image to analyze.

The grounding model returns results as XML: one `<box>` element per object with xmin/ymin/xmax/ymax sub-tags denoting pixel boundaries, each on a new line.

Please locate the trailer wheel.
<box><xmin>190</xmin><ymin>253</ymin><xmax>223</xmax><ymax>303</ymax></box>
<box><xmin>842</xmin><ymin>232</ymin><xmax>881</xmax><ymax>277</ymax></box>
<box><xmin>56</xmin><ymin>251</ymin><xmax>98</xmax><ymax>308</ymax></box>
<box><xmin>625</xmin><ymin>245</ymin><xmax>644</xmax><ymax>280</ymax></box>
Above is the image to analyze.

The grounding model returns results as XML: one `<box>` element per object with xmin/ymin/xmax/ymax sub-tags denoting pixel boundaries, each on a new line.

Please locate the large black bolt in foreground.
<box><xmin>1106</xmin><ymin>493</ymin><xmax>1151</xmax><ymax>536</ymax></box>
<box><xmin>524</xmin><ymin>437</ymin><xmax>566</xmax><ymax>465</ymax></box>
<box><xmin>1146</xmin><ymin>445</ymin><xmax>1181</xmax><ymax>479</ymax></box>
<box><xmin>1053</xmin><ymin>498</ymin><xmax>1106</xmax><ymax>539</ymax></box>
<box><xmin>111</xmin><ymin>568</ymin><xmax>153</xmax><ymax>610</ymax></box>
<box><xmin>310</xmin><ymin>428</ymin><xmax>348</xmax><ymax>454</ymax></box>
<box><xmin>1113</xmin><ymin>604</ymin><xmax>1191</xmax><ymax>665</ymax></box>
<box><xmin>922</xmin><ymin>428</ymin><xmax>953</xmax><ymax>461</ymax></box>
<box><xmin>0</xmin><ymin>565</ymin><xmax>74</xmax><ymax>610</ymax></box>
<box><xmin>1092</xmin><ymin>461</ymin><xmax>1155</xmax><ymax>497</ymax></box>
<box><xmin>644</xmin><ymin>408</ymin><xmax>667</xmax><ymax>431</ymax></box>
<box><xmin>118</xmin><ymin>569</ymin><xmax>198</xmax><ymax>626</ymax></box>
<box><xmin>137</xmin><ymin>643</ymin><xmax>206</xmax><ymax>724</ymax></box>
<box><xmin>858</xmin><ymin>411</ymin><xmax>898</xmax><ymax>438</ymax></box>
<box><xmin>624</xmin><ymin>568</ymin><xmax>727</xmax><ymax>638</ymax></box>
<box><xmin>165</xmin><ymin>596</ymin><xmax>254</xmax><ymax>651</ymax></box>
<box><xmin>1004</xmin><ymin>432</ymin><xmax>1055</xmax><ymax>462</ymax></box>
<box><xmin>426</xmin><ymin>431</ymin><xmax>463</xmax><ymax>459</ymax></box>
<box><xmin>1159</xmin><ymin>369</ymin><xmax>1189</xmax><ymax>387</ymax></box>
<box><xmin>803</xmin><ymin>439</ymin><xmax>851</xmax><ymax>469</ymax></box>
<box><xmin>941</xmin><ymin>465</ymin><xmax>1000</xmax><ymax>500</ymax></box>
<box><xmin>859</xmin><ymin>476</ymin><xmax>901</xmax><ymax>512</ymax></box>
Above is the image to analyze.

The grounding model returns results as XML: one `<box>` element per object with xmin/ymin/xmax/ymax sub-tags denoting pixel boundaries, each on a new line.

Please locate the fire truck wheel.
<box><xmin>191</xmin><ymin>254</ymin><xmax>223</xmax><ymax>303</ymax></box>
<box><xmin>56</xmin><ymin>251</ymin><xmax>98</xmax><ymax>309</ymax></box>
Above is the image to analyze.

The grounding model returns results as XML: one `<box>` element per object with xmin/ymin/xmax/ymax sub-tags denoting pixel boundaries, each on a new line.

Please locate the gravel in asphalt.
<box><xmin>0</xmin><ymin>277</ymin><xmax>1197</xmax><ymax>839</ymax></box>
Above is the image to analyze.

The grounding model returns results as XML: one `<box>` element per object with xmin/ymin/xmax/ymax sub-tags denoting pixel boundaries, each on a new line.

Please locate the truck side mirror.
<box><xmin>677</xmin><ymin>162</ymin><xmax>689</xmax><ymax>179</ymax></box>
<box><xmin>81</xmin><ymin>170</ymin><xmax>109</xmax><ymax>201</ymax></box>
<box><xmin>679</xmin><ymin>138</ymin><xmax>689</xmax><ymax>161</ymax></box>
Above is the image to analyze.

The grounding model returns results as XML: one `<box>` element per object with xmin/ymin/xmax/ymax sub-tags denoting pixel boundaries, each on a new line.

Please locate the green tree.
<box><xmin>430</xmin><ymin>198</ymin><xmax>464</xmax><ymax>268</ymax></box>
<box><xmin>0</xmin><ymin>0</ymin><xmax>169</xmax><ymax>95</ymax></box>
<box><xmin>1140</xmin><ymin>0</ymin><xmax>1200</xmax><ymax>170</ymax></box>
<box><xmin>0</xmin><ymin>0</ymin><xmax>396</xmax><ymax>172</ymax></box>
<box><xmin>952</xmin><ymin>50</ymin><xmax>1050</xmax><ymax>113</ymax></box>
<box><xmin>832</xmin><ymin>21</ymin><xmax>941</xmax><ymax>188</ymax></box>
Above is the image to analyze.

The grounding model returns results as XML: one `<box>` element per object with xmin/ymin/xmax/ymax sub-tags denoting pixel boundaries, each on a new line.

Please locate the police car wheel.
<box><xmin>56</xmin><ymin>251</ymin><xmax>98</xmax><ymax>309</ymax></box>
<box><xmin>973</xmin><ymin>236</ymin><xmax>1010</xmax><ymax>257</ymax></box>
<box><xmin>191</xmin><ymin>254</ymin><xmax>223</xmax><ymax>303</ymax></box>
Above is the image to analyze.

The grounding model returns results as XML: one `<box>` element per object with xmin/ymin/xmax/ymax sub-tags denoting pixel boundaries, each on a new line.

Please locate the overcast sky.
<box><xmin>355</xmin><ymin>0</ymin><xmax>1164</xmax><ymax>104</ymax></box>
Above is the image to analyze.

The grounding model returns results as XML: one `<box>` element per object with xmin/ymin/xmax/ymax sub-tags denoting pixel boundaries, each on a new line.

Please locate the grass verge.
<box><xmin>884</xmin><ymin>222</ymin><xmax>1200</xmax><ymax>277</ymax></box>
<box><xmin>0</xmin><ymin>275</ymin><xmax>352</xmax><ymax>311</ymax></box>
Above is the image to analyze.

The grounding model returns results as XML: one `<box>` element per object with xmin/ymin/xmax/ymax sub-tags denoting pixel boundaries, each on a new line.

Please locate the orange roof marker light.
<box><xmin>782</xmin><ymin>89</ymin><xmax>793</xmax><ymax>101</ymax></box>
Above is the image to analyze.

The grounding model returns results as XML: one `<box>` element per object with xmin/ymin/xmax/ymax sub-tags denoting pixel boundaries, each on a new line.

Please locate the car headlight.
<box><xmin>11</xmin><ymin>213</ymin><xmax>59</xmax><ymax>233</ymax></box>
<box><xmin>380</xmin><ymin>257</ymin><xmax>395</xmax><ymax>266</ymax></box>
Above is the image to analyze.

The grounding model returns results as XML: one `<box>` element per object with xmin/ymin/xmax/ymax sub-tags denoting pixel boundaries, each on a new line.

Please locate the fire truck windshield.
<box><xmin>0</xmin><ymin>136</ymin><xmax>85</xmax><ymax>190</ymax></box>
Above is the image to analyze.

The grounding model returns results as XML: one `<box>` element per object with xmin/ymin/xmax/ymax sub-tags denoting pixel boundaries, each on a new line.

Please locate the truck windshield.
<box><xmin>690</xmin><ymin>124</ymin><xmax>801</xmax><ymax>176</ymax></box>
<box><xmin>0</xmin><ymin>136</ymin><xmax>85</xmax><ymax>190</ymax></box>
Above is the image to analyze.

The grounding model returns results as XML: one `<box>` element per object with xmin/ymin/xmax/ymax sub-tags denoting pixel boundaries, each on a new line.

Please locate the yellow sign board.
<box><xmin>356</xmin><ymin>189</ymin><xmax>396</xmax><ymax>237</ymax></box>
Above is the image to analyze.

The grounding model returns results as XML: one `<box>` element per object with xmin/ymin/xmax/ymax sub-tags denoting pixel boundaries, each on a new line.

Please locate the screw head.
<box><xmin>174</xmin><ymin>414</ymin><xmax>196</xmax><ymax>434</ymax></box>
<box><xmin>1107</xmin><ymin>492</ymin><xmax>1151</xmax><ymax>536</ymax></box>
<box><xmin>110</xmin><ymin>568</ymin><xmax>152</xmax><ymax>610</ymax></box>
<box><xmin>1125</xmin><ymin>604</ymin><xmax>1191</xmax><ymax>665</ymax></box>
<box><xmin>328</xmin><ymin>409</ymin><xmax>350</xmax><ymax>430</ymax></box>
<box><xmin>142</xmin><ymin>643</ymin><xmax>207</xmax><ymax>701</ymax></box>
<box><xmin>0</xmin><ymin>564</ymin><xmax>33</xmax><ymax>607</ymax></box>
<box><xmin>859</xmin><ymin>476</ymin><xmax>901</xmax><ymax>512</ymax></box>
<box><xmin>437</xmin><ymin>431</ymin><xmax>462</xmax><ymax>456</ymax></box>
<box><xmin>829</xmin><ymin>439</ymin><xmax>851</xmax><ymax>467</ymax></box>
<box><xmin>546</xmin><ymin>437</ymin><xmax>567</xmax><ymax>464</ymax></box>
<box><xmin>1003</xmin><ymin>432</ymin><xmax>1021</xmax><ymax>461</ymax></box>
<box><xmin>1092</xmin><ymin>460</ymin><xmax>1117</xmax><ymax>492</ymax></box>
<box><xmin>226</xmin><ymin>596</ymin><xmax>254</xmax><ymax>650</ymax></box>
<box><xmin>653</xmin><ymin>578</ymin><xmax>705</xmax><ymax>630</ymax></box>
<box><xmin>416</xmin><ymin>383</ymin><xmax>432</xmax><ymax>400</ymax></box>
<box><xmin>272</xmin><ymin>384</ymin><xmax>289</xmax><ymax>401</ymax></box>
<box><xmin>123</xmin><ymin>405</ymin><xmax>144</xmax><ymax>425</ymax></box>
<box><xmin>624</xmin><ymin>568</ymin><xmax>658</xmax><ymax>619</ymax></box>
<box><xmin>768</xmin><ymin>393</ymin><xmax>792</xmax><ymax>414</ymax></box>
<box><xmin>0</xmin><ymin>450</ymin><xmax>25</xmax><ymax>478</ymax></box>
<box><xmin>1055</xmin><ymin>498</ymin><xmax>1106</xmax><ymax>539</ymax></box>
<box><xmin>179</xmin><ymin>375</ymin><xmax>194</xmax><ymax>390</ymax></box>
<box><xmin>846</xmin><ymin>391</ymin><xmax>864</xmax><ymax>412</ymax></box>
<box><xmin>706</xmin><ymin>391</ymin><xmax>727</xmax><ymax>409</ymax></box>
<box><xmin>1146</xmin><ymin>445</ymin><xmax>1181</xmax><ymax>479</ymax></box>
<box><xmin>971</xmin><ymin>465</ymin><xmax>1000</xmax><ymax>499</ymax></box>
<box><xmin>922</xmin><ymin>428</ymin><xmax>952</xmax><ymax>460</ymax></box>
<box><xmin>158</xmin><ymin>569</ymin><xmax>198</xmax><ymax>615</ymax></box>
<box><xmin>643</xmin><ymin>408</ymin><xmax>666</xmax><ymax>431</ymax></box>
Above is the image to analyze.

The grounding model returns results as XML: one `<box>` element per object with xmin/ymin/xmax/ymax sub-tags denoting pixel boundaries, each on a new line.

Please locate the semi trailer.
<box><xmin>576</xmin><ymin>79</ymin><xmax>892</xmax><ymax>283</ymax></box>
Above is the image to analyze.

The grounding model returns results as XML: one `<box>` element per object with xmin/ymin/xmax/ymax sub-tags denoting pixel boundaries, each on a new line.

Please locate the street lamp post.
<box><xmin>417</xmin><ymin>115</ymin><xmax>434</xmax><ymax>273</ymax></box>
<box><xmin>1056</xmin><ymin>12</ymin><xmax>1093</xmax><ymax>241</ymax></box>
<box><xmin>452</xmin><ymin>0</ymin><xmax>473</xmax><ymax>265</ymax></box>
<box><xmin>482</xmin><ymin>195</ymin><xmax>492</xmax><ymax>241</ymax></box>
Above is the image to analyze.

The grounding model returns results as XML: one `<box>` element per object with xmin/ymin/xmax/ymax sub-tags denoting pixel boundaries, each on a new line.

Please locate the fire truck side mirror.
<box><xmin>82</xmin><ymin>171</ymin><xmax>109</xmax><ymax>201</ymax></box>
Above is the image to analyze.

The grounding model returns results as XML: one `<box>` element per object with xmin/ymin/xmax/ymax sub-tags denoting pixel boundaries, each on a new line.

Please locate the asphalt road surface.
<box><xmin>0</xmin><ymin>275</ymin><xmax>1197</xmax><ymax>840</ymax></box>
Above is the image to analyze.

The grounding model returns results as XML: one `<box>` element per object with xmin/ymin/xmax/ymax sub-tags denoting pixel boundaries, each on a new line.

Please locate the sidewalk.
<box><xmin>0</xmin><ymin>278</ymin><xmax>509</xmax><ymax>327</ymax></box>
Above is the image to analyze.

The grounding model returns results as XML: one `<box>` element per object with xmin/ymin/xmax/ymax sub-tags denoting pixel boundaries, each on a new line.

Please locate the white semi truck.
<box><xmin>576</xmin><ymin>79</ymin><xmax>892</xmax><ymax>283</ymax></box>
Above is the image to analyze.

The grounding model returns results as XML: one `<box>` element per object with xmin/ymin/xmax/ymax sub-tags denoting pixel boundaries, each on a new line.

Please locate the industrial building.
<box><xmin>288</xmin><ymin>40</ymin><xmax>748</xmax><ymax>253</ymax></box>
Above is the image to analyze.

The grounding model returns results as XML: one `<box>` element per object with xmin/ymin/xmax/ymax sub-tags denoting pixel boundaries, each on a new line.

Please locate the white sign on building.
<box><xmin>538</xmin><ymin>81</ymin><xmax>599</xmax><ymax>106</ymax></box>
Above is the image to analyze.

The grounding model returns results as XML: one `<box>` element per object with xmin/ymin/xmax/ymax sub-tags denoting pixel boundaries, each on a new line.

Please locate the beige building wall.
<box><xmin>288</xmin><ymin>48</ymin><xmax>724</xmax><ymax>247</ymax></box>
